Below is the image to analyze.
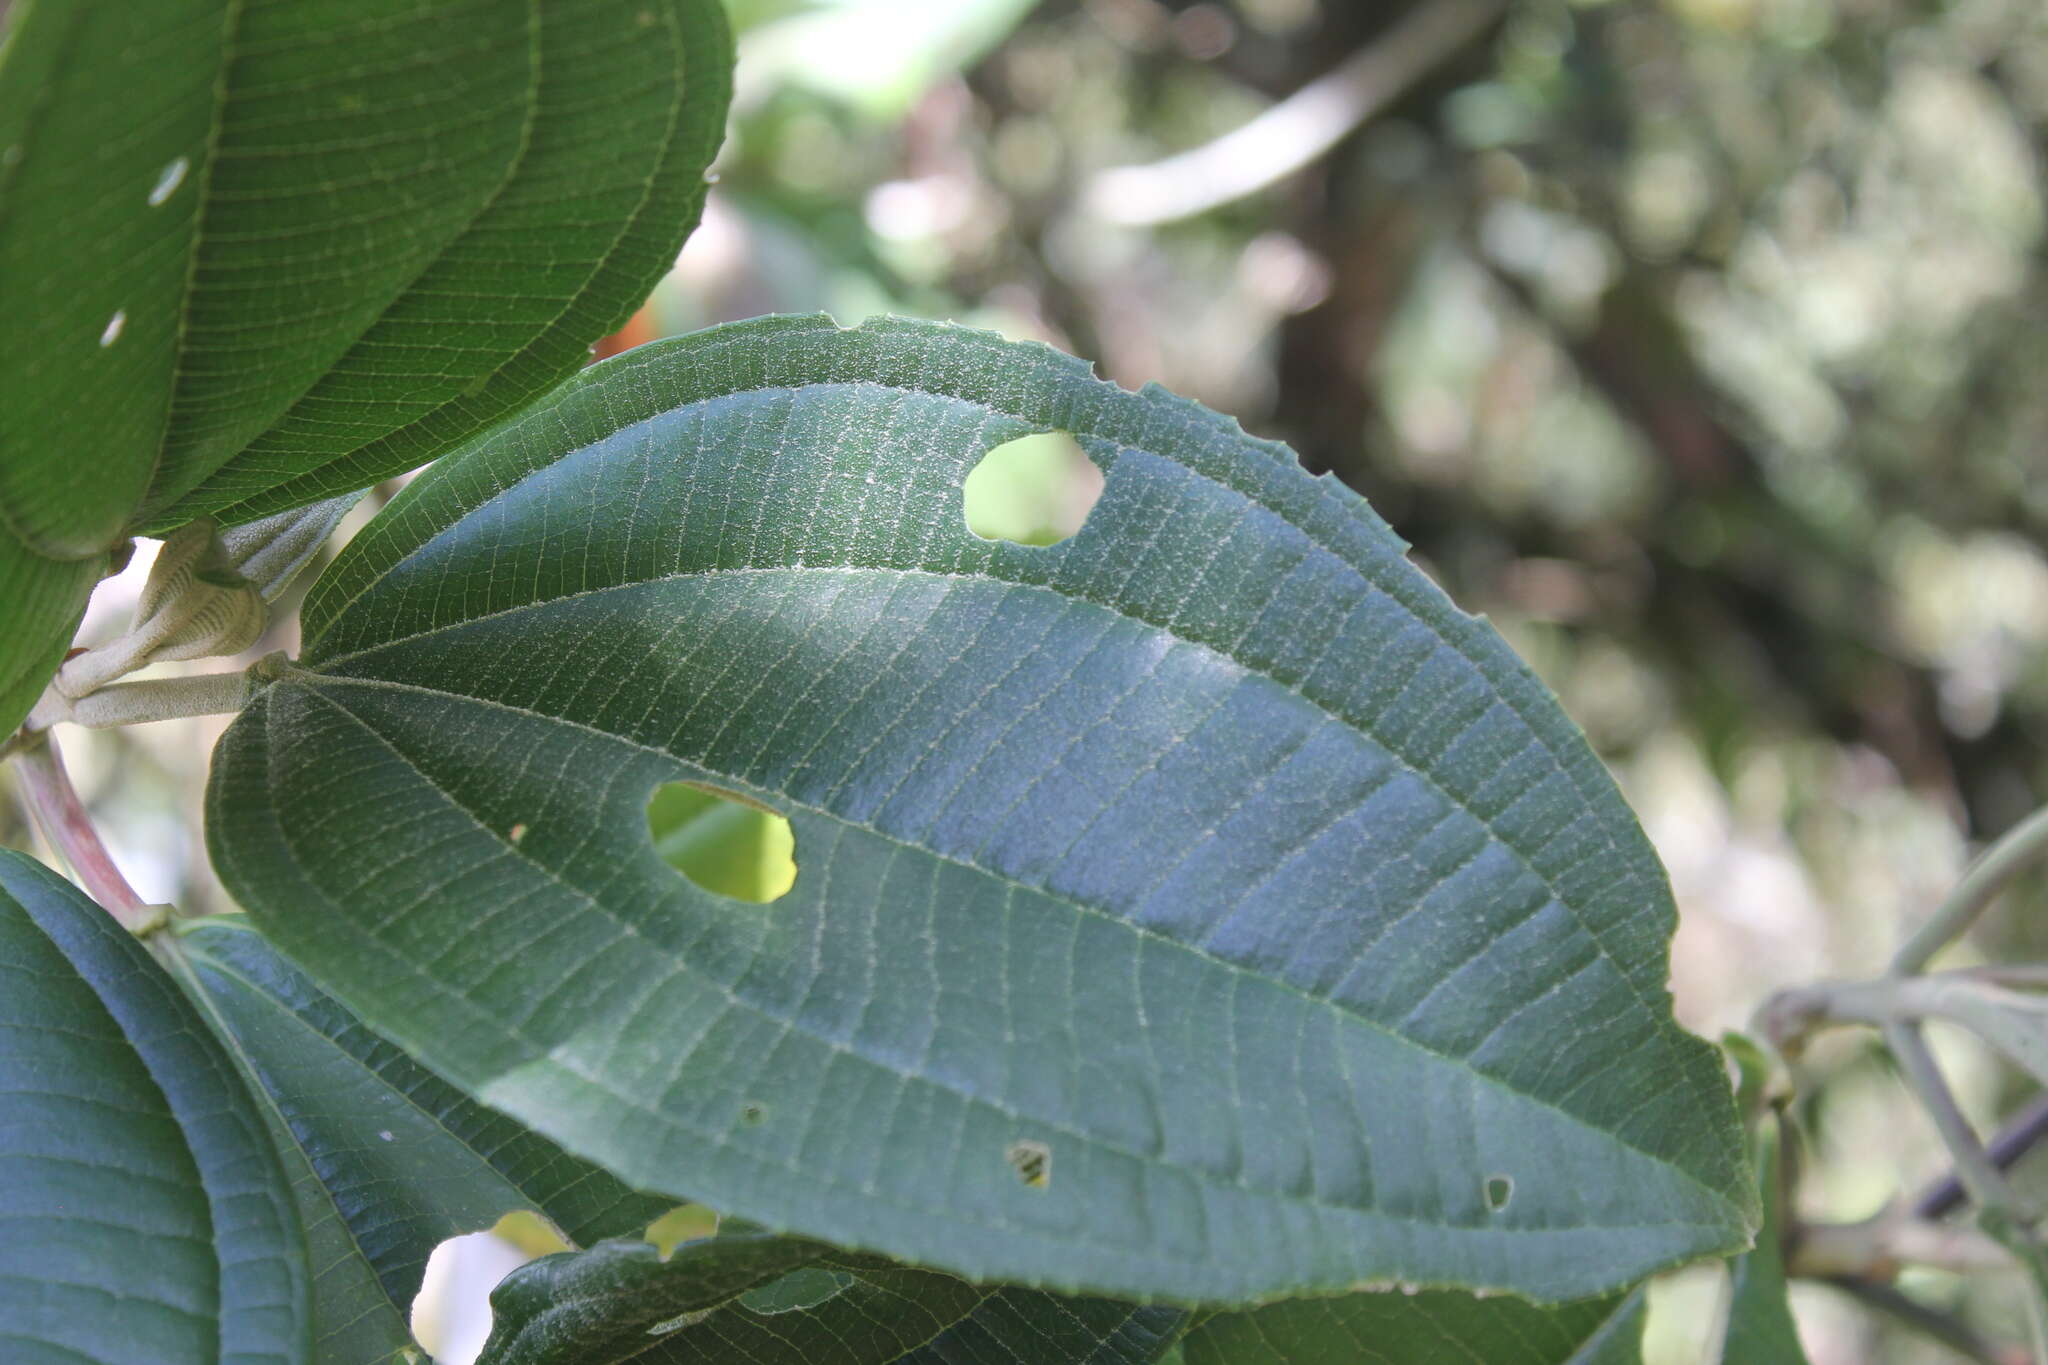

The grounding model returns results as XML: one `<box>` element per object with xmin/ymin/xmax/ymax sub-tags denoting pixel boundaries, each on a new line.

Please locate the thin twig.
<box><xmin>1884</xmin><ymin>1019</ymin><xmax>2048</xmax><ymax>1357</ymax></box>
<box><xmin>1885</xmin><ymin>1021</ymin><xmax>2020</xmax><ymax>1215</ymax></box>
<box><xmin>1895</xmin><ymin>805</ymin><xmax>2048</xmax><ymax>975</ymax></box>
<box><xmin>1918</xmin><ymin>1094</ymin><xmax>2048</xmax><ymax>1220</ymax></box>
<box><xmin>1814</xmin><ymin>1277</ymin><xmax>2007</xmax><ymax>1365</ymax></box>
<box><xmin>1081</xmin><ymin>0</ymin><xmax>1509</xmax><ymax>226</ymax></box>
<box><xmin>9</xmin><ymin>730</ymin><xmax>158</xmax><ymax>934</ymax></box>
<box><xmin>1791</xmin><ymin>1210</ymin><xmax>2011</xmax><ymax>1277</ymax></box>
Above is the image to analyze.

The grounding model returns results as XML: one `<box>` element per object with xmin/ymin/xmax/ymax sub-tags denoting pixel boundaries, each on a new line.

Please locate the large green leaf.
<box><xmin>0</xmin><ymin>850</ymin><xmax>307</xmax><ymax>1364</ymax></box>
<box><xmin>0</xmin><ymin>0</ymin><xmax>730</xmax><ymax>734</ymax></box>
<box><xmin>208</xmin><ymin>314</ymin><xmax>1754</xmax><ymax>1304</ymax></box>
<box><xmin>1177</xmin><ymin>1286</ymin><xmax>1646</xmax><ymax>1365</ymax></box>
<box><xmin>478</xmin><ymin>1233</ymin><xmax>1187</xmax><ymax>1365</ymax></box>
<box><xmin>164</xmin><ymin>915</ymin><xmax>675</xmax><ymax>1364</ymax></box>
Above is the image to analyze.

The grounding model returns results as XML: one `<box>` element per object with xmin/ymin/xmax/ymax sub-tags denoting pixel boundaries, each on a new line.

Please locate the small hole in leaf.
<box><xmin>1005</xmin><ymin>1139</ymin><xmax>1051</xmax><ymax>1189</ymax></box>
<box><xmin>644</xmin><ymin>1203</ymin><xmax>720</xmax><ymax>1258</ymax></box>
<box><xmin>740</xmin><ymin>1101</ymin><xmax>768</xmax><ymax>1125</ymax></box>
<box><xmin>963</xmin><ymin>432</ymin><xmax>1103</xmax><ymax>546</ymax></box>
<box><xmin>647</xmin><ymin>782</ymin><xmax>795</xmax><ymax>904</ymax></box>
<box><xmin>1484</xmin><ymin>1175</ymin><xmax>1514</xmax><ymax>1212</ymax></box>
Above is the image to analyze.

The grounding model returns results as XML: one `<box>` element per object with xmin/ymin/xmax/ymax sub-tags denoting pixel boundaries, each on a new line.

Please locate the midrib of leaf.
<box><xmin>298</xmin><ymin>370</ymin><xmax>1662</xmax><ymax>1027</ymax></box>
<box><xmin>309</xmin><ymin>536</ymin><xmax>1652</xmax><ymax>1039</ymax></box>
<box><xmin>278</xmin><ymin>661</ymin><xmax>1735</xmax><ymax>1222</ymax></box>
<box><xmin>142</xmin><ymin>0</ymin><xmax>544</xmax><ymax>521</ymax></box>
<box><xmin>144</xmin><ymin>0</ymin><xmax>237</xmax><ymax>516</ymax></box>
<box><xmin>1566</xmin><ymin>1292</ymin><xmax>1646</xmax><ymax>1363</ymax></box>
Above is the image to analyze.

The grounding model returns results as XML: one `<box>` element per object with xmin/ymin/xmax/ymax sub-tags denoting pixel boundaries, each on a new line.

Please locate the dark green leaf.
<box><xmin>1721</xmin><ymin>1115</ymin><xmax>1809</xmax><ymax>1364</ymax></box>
<box><xmin>479</xmin><ymin>1232</ymin><xmax>1186</xmax><ymax>1365</ymax></box>
<box><xmin>209</xmin><ymin>314</ymin><xmax>1754</xmax><ymax>1304</ymax></box>
<box><xmin>1178</xmin><ymin>1286</ymin><xmax>1646</xmax><ymax>1365</ymax></box>
<box><xmin>479</xmin><ymin>1233</ymin><xmax>833</xmax><ymax>1364</ymax></box>
<box><xmin>166</xmin><ymin>915</ymin><xmax>673</xmax><ymax>1363</ymax></box>
<box><xmin>0</xmin><ymin>850</ymin><xmax>308</xmax><ymax>1364</ymax></box>
<box><xmin>0</xmin><ymin>0</ymin><xmax>730</xmax><ymax>730</ymax></box>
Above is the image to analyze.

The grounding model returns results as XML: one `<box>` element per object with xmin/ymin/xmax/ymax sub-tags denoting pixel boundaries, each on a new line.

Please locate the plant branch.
<box><xmin>1918</xmin><ymin>1094</ymin><xmax>2048</xmax><ymax>1220</ymax></box>
<box><xmin>1081</xmin><ymin>0</ymin><xmax>1508</xmax><ymax>226</ymax></box>
<box><xmin>1883</xmin><ymin>1023</ymin><xmax>2048</xmax><ymax>1354</ymax></box>
<box><xmin>1885</xmin><ymin>1021</ymin><xmax>2023</xmax><ymax>1216</ymax></box>
<box><xmin>1895</xmin><ymin>804</ymin><xmax>2048</xmax><ymax>975</ymax></box>
<box><xmin>1813</xmin><ymin>1277</ymin><xmax>2007</xmax><ymax>1365</ymax></box>
<box><xmin>9</xmin><ymin>730</ymin><xmax>161</xmax><ymax>935</ymax></box>
<box><xmin>1791</xmin><ymin>1208</ymin><xmax>2012</xmax><ymax>1278</ymax></box>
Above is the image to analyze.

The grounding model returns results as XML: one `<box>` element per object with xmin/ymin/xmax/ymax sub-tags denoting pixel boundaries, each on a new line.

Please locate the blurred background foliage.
<box><xmin>7</xmin><ymin>0</ymin><xmax>2048</xmax><ymax>1359</ymax></box>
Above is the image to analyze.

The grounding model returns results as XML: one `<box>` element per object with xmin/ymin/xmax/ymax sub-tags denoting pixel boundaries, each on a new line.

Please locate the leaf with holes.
<box><xmin>162</xmin><ymin>915</ymin><xmax>674</xmax><ymax>1364</ymax></box>
<box><xmin>476</xmin><ymin>1232</ymin><xmax>1187</xmax><ymax>1365</ymax></box>
<box><xmin>0</xmin><ymin>851</ymin><xmax>308</xmax><ymax>1364</ymax></box>
<box><xmin>208</xmin><ymin>314</ymin><xmax>1755</xmax><ymax>1304</ymax></box>
<box><xmin>647</xmin><ymin>782</ymin><xmax>799</xmax><ymax>904</ymax></box>
<box><xmin>1178</xmin><ymin>1287</ymin><xmax>1647</xmax><ymax>1365</ymax></box>
<box><xmin>0</xmin><ymin>0</ymin><xmax>730</xmax><ymax>735</ymax></box>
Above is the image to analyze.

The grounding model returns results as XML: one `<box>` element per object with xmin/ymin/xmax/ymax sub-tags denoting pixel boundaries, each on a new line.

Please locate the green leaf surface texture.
<box><xmin>1719</xmin><ymin>1115</ymin><xmax>1808</xmax><ymax>1364</ymax></box>
<box><xmin>479</xmin><ymin>1233</ymin><xmax>1187</xmax><ymax>1365</ymax></box>
<box><xmin>208</xmin><ymin>314</ymin><xmax>1754</xmax><ymax>1304</ymax></box>
<box><xmin>0</xmin><ymin>850</ymin><xmax>307</xmax><ymax>1365</ymax></box>
<box><xmin>169</xmin><ymin>915</ymin><xmax>674</xmax><ymax>1363</ymax></box>
<box><xmin>1178</xmin><ymin>1285</ymin><xmax>1645</xmax><ymax>1365</ymax></box>
<box><xmin>0</xmin><ymin>535</ymin><xmax>97</xmax><ymax>737</ymax></box>
<box><xmin>0</xmin><ymin>0</ymin><xmax>728</xmax><ymax>730</ymax></box>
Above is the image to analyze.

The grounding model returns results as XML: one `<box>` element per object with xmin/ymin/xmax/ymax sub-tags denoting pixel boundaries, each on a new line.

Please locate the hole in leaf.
<box><xmin>647</xmin><ymin>782</ymin><xmax>795</xmax><ymax>904</ymax></box>
<box><xmin>411</xmin><ymin>1213</ymin><xmax>566</xmax><ymax>1365</ymax></box>
<box><xmin>739</xmin><ymin>1268</ymin><xmax>856</xmax><ymax>1315</ymax></box>
<box><xmin>1484</xmin><ymin>1174</ymin><xmax>1514</xmax><ymax>1212</ymax></box>
<box><xmin>644</xmin><ymin>1203</ymin><xmax>720</xmax><ymax>1258</ymax></box>
<box><xmin>1005</xmin><ymin>1139</ymin><xmax>1051</xmax><ymax>1189</ymax></box>
<box><xmin>963</xmin><ymin>432</ymin><xmax>1103</xmax><ymax>546</ymax></box>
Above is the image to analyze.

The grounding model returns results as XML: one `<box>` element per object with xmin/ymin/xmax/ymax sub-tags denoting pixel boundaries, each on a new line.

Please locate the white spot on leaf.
<box><xmin>148</xmin><ymin>157</ymin><xmax>190</xmax><ymax>206</ymax></box>
<box><xmin>99</xmin><ymin>311</ymin><xmax>126</xmax><ymax>347</ymax></box>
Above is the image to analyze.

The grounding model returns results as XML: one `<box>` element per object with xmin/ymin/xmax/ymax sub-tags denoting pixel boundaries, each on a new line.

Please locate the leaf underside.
<box><xmin>1179</xmin><ymin>1285</ymin><xmax>1645</xmax><ymax>1365</ymax></box>
<box><xmin>170</xmin><ymin>915</ymin><xmax>673</xmax><ymax>1363</ymax></box>
<box><xmin>479</xmin><ymin>1233</ymin><xmax>1188</xmax><ymax>1365</ymax></box>
<box><xmin>0</xmin><ymin>0</ymin><xmax>730</xmax><ymax>734</ymax></box>
<box><xmin>209</xmin><ymin>314</ymin><xmax>1754</xmax><ymax>1305</ymax></box>
<box><xmin>0</xmin><ymin>851</ymin><xmax>307</xmax><ymax>1365</ymax></box>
